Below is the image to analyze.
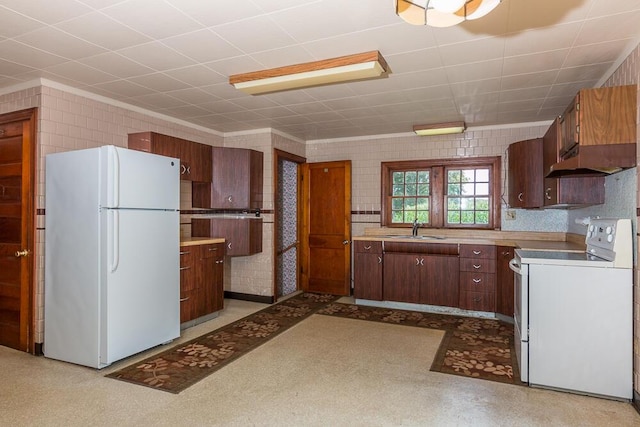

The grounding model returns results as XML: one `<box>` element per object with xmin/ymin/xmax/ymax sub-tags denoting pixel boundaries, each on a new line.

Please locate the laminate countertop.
<box><xmin>180</xmin><ymin>237</ymin><xmax>225</xmax><ymax>247</ymax></box>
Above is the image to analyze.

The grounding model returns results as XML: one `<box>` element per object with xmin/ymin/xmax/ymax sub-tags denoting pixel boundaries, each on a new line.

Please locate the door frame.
<box><xmin>272</xmin><ymin>149</ymin><xmax>306</xmax><ymax>301</ymax></box>
<box><xmin>0</xmin><ymin>107</ymin><xmax>37</xmax><ymax>353</ymax></box>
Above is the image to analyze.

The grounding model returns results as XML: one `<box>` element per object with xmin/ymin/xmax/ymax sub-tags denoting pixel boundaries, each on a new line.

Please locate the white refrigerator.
<box><xmin>44</xmin><ymin>145</ymin><xmax>180</xmax><ymax>369</ymax></box>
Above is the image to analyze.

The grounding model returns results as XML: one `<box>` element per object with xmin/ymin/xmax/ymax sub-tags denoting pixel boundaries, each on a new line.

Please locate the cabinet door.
<box><xmin>420</xmin><ymin>255</ymin><xmax>459</xmax><ymax>307</ymax></box>
<box><xmin>179</xmin><ymin>247</ymin><xmax>197</xmax><ymax>323</ymax></box>
<box><xmin>559</xmin><ymin>96</ymin><xmax>578</xmax><ymax>158</ymax></box>
<box><xmin>383</xmin><ymin>253</ymin><xmax>420</xmax><ymax>303</ymax></box>
<box><xmin>508</xmin><ymin>138</ymin><xmax>543</xmax><ymax>208</ymax></box>
<box><xmin>188</xmin><ymin>142</ymin><xmax>212</xmax><ymax>182</ymax></box>
<box><xmin>211</xmin><ymin>147</ymin><xmax>263</xmax><ymax>210</ymax></box>
<box><xmin>353</xmin><ymin>252</ymin><xmax>383</xmax><ymax>300</ymax></box>
<box><xmin>496</xmin><ymin>246</ymin><xmax>514</xmax><ymax>317</ymax></box>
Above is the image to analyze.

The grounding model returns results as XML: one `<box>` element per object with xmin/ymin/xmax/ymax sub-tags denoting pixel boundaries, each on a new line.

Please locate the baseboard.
<box><xmin>633</xmin><ymin>390</ymin><xmax>640</xmax><ymax>415</ymax></box>
<box><xmin>224</xmin><ymin>291</ymin><xmax>274</xmax><ymax>304</ymax></box>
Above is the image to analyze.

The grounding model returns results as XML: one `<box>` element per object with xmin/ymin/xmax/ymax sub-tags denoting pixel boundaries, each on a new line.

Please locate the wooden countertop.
<box><xmin>180</xmin><ymin>237</ymin><xmax>225</xmax><ymax>246</ymax></box>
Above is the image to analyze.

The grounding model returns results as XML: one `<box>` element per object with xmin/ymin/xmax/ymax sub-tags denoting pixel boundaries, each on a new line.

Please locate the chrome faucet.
<box><xmin>412</xmin><ymin>218</ymin><xmax>421</xmax><ymax>236</ymax></box>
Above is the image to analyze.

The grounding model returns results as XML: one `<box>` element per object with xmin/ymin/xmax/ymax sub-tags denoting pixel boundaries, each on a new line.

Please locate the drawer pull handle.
<box><xmin>473</xmin><ymin>278</ymin><xmax>482</xmax><ymax>283</ymax></box>
<box><xmin>364</xmin><ymin>245</ymin><xmax>372</xmax><ymax>250</ymax></box>
<box><xmin>208</xmin><ymin>248</ymin><xmax>218</xmax><ymax>251</ymax></box>
<box><xmin>216</xmin><ymin>260</ymin><xmax>224</xmax><ymax>264</ymax></box>
<box><xmin>473</xmin><ymin>250</ymin><xmax>481</xmax><ymax>255</ymax></box>
<box><xmin>473</xmin><ymin>297</ymin><xmax>482</xmax><ymax>302</ymax></box>
<box><xmin>180</xmin><ymin>266</ymin><xmax>191</xmax><ymax>271</ymax></box>
<box><xmin>378</xmin><ymin>256</ymin><xmax>382</xmax><ymax>264</ymax></box>
<box><xmin>416</xmin><ymin>258</ymin><xmax>420</xmax><ymax>266</ymax></box>
<box><xmin>473</xmin><ymin>264</ymin><xmax>481</xmax><ymax>269</ymax></box>
<box><xmin>180</xmin><ymin>251</ymin><xmax>191</xmax><ymax>255</ymax></box>
<box><xmin>180</xmin><ymin>297</ymin><xmax>190</xmax><ymax>302</ymax></box>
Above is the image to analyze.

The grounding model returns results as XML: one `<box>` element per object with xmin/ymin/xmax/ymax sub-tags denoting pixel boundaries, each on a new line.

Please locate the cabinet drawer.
<box><xmin>201</xmin><ymin>243</ymin><xmax>224</xmax><ymax>258</ymax></box>
<box><xmin>460</xmin><ymin>272</ymin><xmax>495</xmax><ymax>292</ymax></box>
<box><xmin>353</xmin><ymin>240</ymin><xmax>382</xmax><ymax>253</ymax></box>
<box><xmin>459</xmin><ymin>244</ymin><xmax>496</xmax><ymax>259</ymax></box>
<box><xmin>459</xmin><ymin>290</ymin><xmax>495</xmax><ymax>312</ymax></box>
<box><xmin>459</xmin><ymin>258</ymin><xmax>496</xmax><ymax>273</ymax></box>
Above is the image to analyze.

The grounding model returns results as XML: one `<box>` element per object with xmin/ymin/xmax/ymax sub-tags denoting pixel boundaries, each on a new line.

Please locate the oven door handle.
<box><xmin>509</xmin><ymin>258</ymin><xmax>522</xmax><ymax>274</ymax></box>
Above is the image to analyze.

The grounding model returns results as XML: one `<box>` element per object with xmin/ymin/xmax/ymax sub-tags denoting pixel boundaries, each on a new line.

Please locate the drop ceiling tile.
<box><xmin>0</xmin><ymin>59</ymin><xmax>36</xmax><ymax>77</ymax></box>
<box><xmin>503</xmin><ymin>49</ymin><xmax>569</xmax><ymax>76</ymax></box>
<box><xmin>284</xmin><ymin>102</ymin><xmax>332</xmax><ymax>115</ymax></box>
<box><xmin>164</xmin><ymin>65</ymin><xmax>227</xmax><ymax>87</ymax></box>
<box><xmin>588</xmin><ymin>0</ymin><xmax>640</xmax><ymax>18</ymax></box>
<box><xmin>200</xmin><ymin>83</ymin><xmax>247</xmax><ymax>101</ymax></box>
<box><xmin>564</xmin><ymin>39</ymin><xmax>634</xmax><ymax>67</ymax></box>
<box><xmin>125</xmin><ymin>92</ymin><xmax>189</xmax><ymax>109</ymax></box>
<box><xmin>55</xmin><ymin>11</ymin><xmax>152</xmax><ymax>50</ymax></box>
<box><xmin>0</xmin><ymin>0</ymin><xmax>92</xmax><ymax>25</ymax></box>
<box><xmin>575</xmin><ymin>11</ymin><xmax>640</xmax><ymax>45</ymax></box>
<box><xmin>129</xmin><ymin>73</ymin><xmax>191</xmax><ymax>92</ymax></box>
<box><xmin>166</xmin><ymin>0</ymin><xmax>264</xmax><ymax>28</ymax></box>
<box><xmin>445</xmin><ymin>59</ymin><xmax>503</xmax><ymax>83</ymax></box>
<box><xmin>438</xmin><ymin>37</ymin><xmax>506</xmax><ymax>67</ymax></box>
<box><xmin>162</xmin><ymin>29</ymin><xmax>243</xmax><ymax>63</ymax></box>
<box><xmin>503</xmin><ymin>22</ymin><xmax>582</xmax><ymax>57</ymax></box>
<box><xmin>0</xmin><ymin>39</ymin><xmax>68</xmax><ymax>68</ymax></box>
<box><xmin>194</xmin><ymin>100</ymin><xmax>247</xmax><ymax>115</ymax></box>
<box><xmin>260</xmin><ymin>90</ymin><xmax>318</xmax><ymax>106</ymax></box>
<box><xmin>165</xmin><ymin>88</ymin><xmax>220</xmax><ymax>105</ymax></box>
<box><xmin>500</xmin><ymin>70</ymin><xmax>559</xmax><ymax>90</ymax></box>
<box><xmin>101</xmin><ymin>0</ymin><xmax>204</xmax><ymax>39</ymax></box>
<box><xmin>158</xmin><ymin>104</ymin><xmax>212</xmax><ymax>118</ymax></box>
<box><xmin>499</xmin><ymin>98</ymin><xmax>546</xmax><ymax>112</ymax></box>
<box><xmin>251</xmin><ymin>106</ymin><xmax>298</xmax><ymax>119</ymax></box>
<box><xmin>212</xmin><ymin>15</ymin><xmax>297</xmax><ymax>54</ymax></box>
<box><xmin>555</xmin><ymin>63</ymin><xmax>613</xmax><ymax>84</ymax></box>
<box><xmin>41</xmin><ymin>61</ymin><xmax>117</xmax><ymax>85</ymax></box>
<box><xmin>16</xmin><ymin>27</ymin><xmax>107</xmax><ymax>60</ymax></box>
<box><xmin>247</xmin><ymin>46</ymin><xmax>316</xmax><ymax>70</ymax></box>
<box><xmin>499</xmin><ymin>86</ymin><xmax>552</xmax><ymax>102</ymax></box>
<box><xmin>506</xmin><ymin>0</ymin><xmax>594</xmax><ymax>33</ymax></box>
<box><xmin>547</xmin><ymin>81</ymin><xmax>598</xmax><ymax>98</ymax></box>
<box><xmin>0</xmin><ymin>7</ymin><xmax>46</xmax><ymax>37</ymax></box>
<box><xmin>78</xmin><ymin>52</ymin><xmax>155</xmax><ymax>78</ymax></box>
<box><xmin>230</xmin><ymin>95</ymin><xmax>280</xmax><ymax>110</ymax></box>
<box><xmin>432</xmin><ymin>4</ymin><xmax>510</xmax><ymax>46</ymax></box>
<box><xmin>93</xmin><ymin>79</ymin><xmax>155</xmax><ymax>98</ymax></box>
<box><xmin>117</xmin><ymin>42</ymin><xmax>197</xmax><ymax>71</ymax></box>
<box><xmin>449</xmin><ymin>78</ymin><xmax>501</xmax><ymax>97</ymax></box>
<box><xmin>385</xmin><ymin>48</ymin><xmax>444</xmax><ymax>74</ymax></box>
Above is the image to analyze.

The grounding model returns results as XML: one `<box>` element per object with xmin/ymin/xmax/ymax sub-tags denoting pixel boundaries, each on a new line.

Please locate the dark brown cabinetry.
<box><xmin>495</xmin><ymin>245</ymin><xmax>514</xmax><ymax>317</ymax></box>
<box><xmin>382</xmin><ymin>242</ymin><xmax>459</xmax><ymax>307</ymax></box>
<box><xmin>507</xmin><ymin>138</ymin><xmax>543</xmax><ymax>208</ymax></box>
<box><xmin>458</xmin><ymin>244</ymin><xmax>496</xmax><ymax>312</ymax></box>
<box><xmin>552</xmin><ymin>85</ymin><xmax>637</xmax><ymax>176</ymax></box>
<box><xmin>193</xmin><ymin>147</ymin><xmax>263</xmax><ymax>210</ymax></box>
<box><xmin>128</xmin><ymin>131</ymin><xmax>212</xmax><ymax>182</ymax></box>
<box><xmin>192</xmin><ymin>217</ymin><xmax>263</xmax><ymax>256</ymax></box>
<box><xmin>180</xmin><ymin>242</ymin><xmax>224</xmax><ymax>324</ymax></box>
<box><xmin>353</xmin><ymin>240</ymin><xmax>383</xmax><ymax>301</ymax></box>
<box><xmin>542</xmin><ymin>118</ymin><xmax>604</xmax><ymax>207</ymax></box>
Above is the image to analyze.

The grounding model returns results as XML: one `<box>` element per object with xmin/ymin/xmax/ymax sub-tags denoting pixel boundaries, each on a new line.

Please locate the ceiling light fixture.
<box><xmin>413</xmin><ymin>121</ymin><xmax>466</xmax><ymax>136</ymax></box>
<box><xmin>395</xmin><ymin>0</ymin><xmax>502</xmax><ymax>27</ymax></box>
<box><xmin>229</xmin><ymin>51</ymin><xmax>389</xmax><ymax>95</ymax></box>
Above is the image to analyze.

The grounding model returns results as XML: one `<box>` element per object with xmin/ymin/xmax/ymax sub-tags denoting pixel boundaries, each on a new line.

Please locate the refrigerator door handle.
<box><xmin>112</xmin><ymin>147</ymin><xmax>120</xmax><ymax>207</ymax></box>
<box><xmin>111</xmin><ymin>210</ymin><xmax>120</xmax><ymax>272</ymax></box>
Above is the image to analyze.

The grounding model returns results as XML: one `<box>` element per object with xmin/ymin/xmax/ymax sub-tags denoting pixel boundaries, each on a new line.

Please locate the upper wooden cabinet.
<box><xmin>128</xmin><ymin>131</ymin><xmax>212</xmax><ymax>182</ymax></box>
<box><xmin>542</xmin><ymin>118</ymin><xmax>604</xmax><ymax>208</ymax></box>
<box><xmin>193</xmin><ymin>147</ymin><xmax>263</xmax><ymax>210</ymax></box>
<box><xmin>508</xmin><ymin>138</ymin><xmax>543</xmax><ymax>208</ymax></box>
<box><xmin>550</xmin><ymin>85</ymin><xmax>637</xmax><ymax>176</ymax></box>
<box><xmin>192</xmin><ymin>217</ymin><xmax>263</xmax><ymax>257</ymax></box>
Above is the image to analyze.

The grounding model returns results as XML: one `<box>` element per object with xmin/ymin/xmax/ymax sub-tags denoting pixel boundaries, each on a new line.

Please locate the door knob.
<box><xmin>15</xmin><ymin>249</ymin><xmax>30</xmax><ymax>257</ymax></box>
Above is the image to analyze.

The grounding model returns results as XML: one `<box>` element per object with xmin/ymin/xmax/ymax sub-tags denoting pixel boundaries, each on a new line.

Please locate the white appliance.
<box><xmin>44</xmin><ymin>145</ymin><xmax>180</xmax><ymax>369</ymax></box>
<box><xmin>509</xmin><ymin>218</ymin><xmax>633</xmax><ymax>400</ymax></box>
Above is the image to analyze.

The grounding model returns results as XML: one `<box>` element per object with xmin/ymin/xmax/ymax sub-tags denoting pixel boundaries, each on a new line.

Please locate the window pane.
<box><xmin>476</xmin><ymin>183</ymin><xmax>489</xmax><ymax>195</ymax></box>
<box><xmin>476</xmin><ymin>197</ymin><xmax>489</xmax><ymax>210</ymax></box>
<box><xmin>476</xmin><ymin>211</ymin><xmax>489</xmax><ymax>224</ymax></box>
<box><xmin>461</xmin><ymin>211</ymin><xmax>475</xmax><ymax>224</ymax></box>
<box><xmin>448</xmin><ymin>170</ymin><xmax>460</xmax><ymax>183</ymax></box>
<box><xmin>417</xmin><ymin>211</ymin><xmax>429</xmax><ymax>223</ymax></box>
<box><xmin>476</xmin><ymin>169</ymin><xmax>489</xmax><ymax>182</ymax></box>
<box><xmin>448</xmin><ymin>183</ymin><xmax>460</xmax><ymax>195</ymax></box>
<box><xmin>393</xmin><ymin>172</ymin><xmax>405</xmax><ymax>184</ymax></box>
<box><xmin>417</xmin><ymin>171</ymin><xmax>429</xmax><ymax>183</ymax></box>
<box><xmin>461</xmin><ymin>183</ymin><xmax>474</xmax><ymax>195</ymax></box>
<box><xmin>405</xmin><ymin>171</ymin><xmax>417</xmax><ymax>183</ymax></box>
<box><xmin>416</xmin><ymin>198</ymin><xmax>429</xmax><ymax>209</ymax></box>
<box><xmin>405</xmin><ymin>184</ymin><xmax>417</xmax><ymax>196</ymax></box>
<box><xmin>392</xmin><ymin>211</ymin><xmax>403</xmax><ymax>223</ymax></box>
<box><xmin>462</xmin><ymin>170</ymin><xmax>475</xmax><ymax>182</ymax></box>
<box><xmin>448</xmin><ymin>211</ymin><xmax>460</xmax><ymax>224</ymax></box>
<box><xmin>448</xmin><ymin>197</ymin><xmax>460</xmax><ymax>210</ymax></box>
<box><xmin>393</xmin><ymin>184</ymin><xmax>404</xmax><ymax>196</ymax></box>
<box><xmin>417</xmin><ymin>184</ymin><xmax>429</xmax><ymax>196</ymax></box>
<box><xmin>461</xmin><ymin>198</ymin><xmax>474</xmax><ymax>210</ymax></box>
<box><xmin>404</xmin><ymin>211</ymin><xmax>416</xmax><ymax>222</ymax></box>
<box><xmin>404</xmin><ymin>198</ymin><xmax>416</xmax><ymax>209</ymax></box>
<box><xmin>392</xmin><ymin>198</ymin><xmax>404</xmax><ymax>209</ymax></box>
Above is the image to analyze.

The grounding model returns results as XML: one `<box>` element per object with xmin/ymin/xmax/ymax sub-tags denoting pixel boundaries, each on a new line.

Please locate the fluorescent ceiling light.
<box><xmin>413</xmin><ymin>121</ymin><xmax>466</xmax><ymax>136</ymax></box>
<box><xmin>229</xmin><ymin>51</ymin><xmax>388</xmax><ymax>95</ymax></box>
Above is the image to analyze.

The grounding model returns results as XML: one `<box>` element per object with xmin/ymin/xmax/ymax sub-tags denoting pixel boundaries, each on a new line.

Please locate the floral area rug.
<box><xmin>316</xmin><ymin>302</ymin><xmax>524</xmax><ymax>386</ymax></box>
<box><xmin>106</xmin><ymin>292</ymin><xmax>340</xmax><ymax>394</ymax></box>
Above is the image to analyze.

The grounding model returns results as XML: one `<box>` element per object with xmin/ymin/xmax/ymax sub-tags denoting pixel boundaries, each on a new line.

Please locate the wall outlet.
<box><xmin>505</xmin><ymin>210</ymin><xmax>516</xmax><ymax>220</ymax></box>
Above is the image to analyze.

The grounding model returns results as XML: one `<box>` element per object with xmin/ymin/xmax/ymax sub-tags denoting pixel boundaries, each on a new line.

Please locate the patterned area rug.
<box><xmin>107</xmin><ymin>294</ymin><xmax>523</xmax><ymax>394</ymax></box>
<box><xmin>316</xmin><ymin>302</ymin><xmax>524</xmax><ymax>386</ymax></box>
<box><xmin>106</xmin><ymin>292</ymin><xmax>339</xmax><ymax>394</ymax></box>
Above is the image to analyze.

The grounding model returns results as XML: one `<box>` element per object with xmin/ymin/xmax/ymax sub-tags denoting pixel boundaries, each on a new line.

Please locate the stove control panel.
<box><xmin>585</xmin><ymin>218</ymin><xmax>632</xmax><ymax>268</ymax></box>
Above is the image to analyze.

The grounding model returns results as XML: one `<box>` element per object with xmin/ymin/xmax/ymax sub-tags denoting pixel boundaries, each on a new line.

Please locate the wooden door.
<box><xmin>301</xmin><ymin>161</ymin><xmax>351</xmax><ymax>296</ymax></box>
<box><xmin>0</xmin><ymin>108</ymin><xmax>36</xmax><ymax>352</ymax></box>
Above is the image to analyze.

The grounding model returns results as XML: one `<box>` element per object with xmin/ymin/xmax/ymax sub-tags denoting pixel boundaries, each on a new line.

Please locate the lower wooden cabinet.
<box><xmin>353</xmin><ymin>240</ymin><xmax>383</xmax><ymax>300</ymax></box>
<box><xmin>459</xmin><ymin>244</ymin><xmax>496</xmax><ymax>312</ymax></box>
<box><xmin>180</xmin><ymin>242</ymin><xmax>224</xmax><ymax>324</ymax></box>
<box><xmin>496</xmin><ymin>245</ymin><xmax>515</xmax><ymax>317</ymax></box>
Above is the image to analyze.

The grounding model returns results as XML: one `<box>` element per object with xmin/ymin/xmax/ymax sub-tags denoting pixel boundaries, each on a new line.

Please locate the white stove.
<box><xmin>509</xmin><ymin>218</ymin><xmax>633</xmax><ymax>400</ymax></box>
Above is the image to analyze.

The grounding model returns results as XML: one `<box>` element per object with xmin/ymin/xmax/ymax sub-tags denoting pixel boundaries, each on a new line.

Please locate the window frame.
<box><xmin>381</xmin><ymin>156</ymin><xmax>501</xmax><ymax>230</ymax></box>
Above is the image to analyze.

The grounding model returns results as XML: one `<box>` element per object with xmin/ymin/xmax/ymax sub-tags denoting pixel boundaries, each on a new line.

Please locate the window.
<box><xmin>381</xmin><ymin>157</ymin><xmax>501</xmax><ymax>229</ymax></box>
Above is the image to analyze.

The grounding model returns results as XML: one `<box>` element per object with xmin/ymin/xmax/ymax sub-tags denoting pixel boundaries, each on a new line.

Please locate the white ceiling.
<box><xmin>0</xmin><ymin>0</ymin><xmax>639</xmax><ymax>141</ymax></box>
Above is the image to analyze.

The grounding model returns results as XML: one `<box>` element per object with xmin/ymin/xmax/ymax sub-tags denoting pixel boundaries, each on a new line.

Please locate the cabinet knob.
<box><xmin>180</xmin><ymin>297</ymin><xmax>190</xmax><ymax>302</ymax></box>
<box><xmin>473</xmin><ymin>250</ymin><xmax>481</xmax><ymax>255</ymax></box>
<box><xmin>545</xmin><ymin>188</ymin><xmax>551</xmax><ymax>200</ymax></box>
<box><xmin>227</xmin><ymin>243</ymin><xmax>232</xmax><ymax>249</ymax></box>
<box><xmin>473</xmin><ymin>278</ymin><xmax>482</xmax><ymax>283</ymax></box>
<box><xmin>180</xmin><ymin>266</ymin><xmax>191</xmax><ymax>271</ymax></box>
<box><xmin>227</xmin><ymin>195</ymin><xmax>233</xmax><ymax>203</ymax></box>
<box><xmin>186</xmin><ymin>166</ymin><xmax>191</xmax><ymax>174</ymax></box>
<box><xmin>518</xmin><ymin>192</ymin><xmax>524</xmax><ymax>201</ymax></box>
<box><xmin>473</xmin><ymin>264</ymin><xmax>481</xmax><ymax>269</ymax></box>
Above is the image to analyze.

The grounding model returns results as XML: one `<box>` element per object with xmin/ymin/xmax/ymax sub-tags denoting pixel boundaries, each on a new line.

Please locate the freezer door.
<box><xmin>101</xmin><ymin>145</ymin><xmax>179</xmax><ymax>210</ymax></box>
<box><xmin>100</xmin><ymin>209</ymin><xmax>180</xmax><ymax>367</ymax></box>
